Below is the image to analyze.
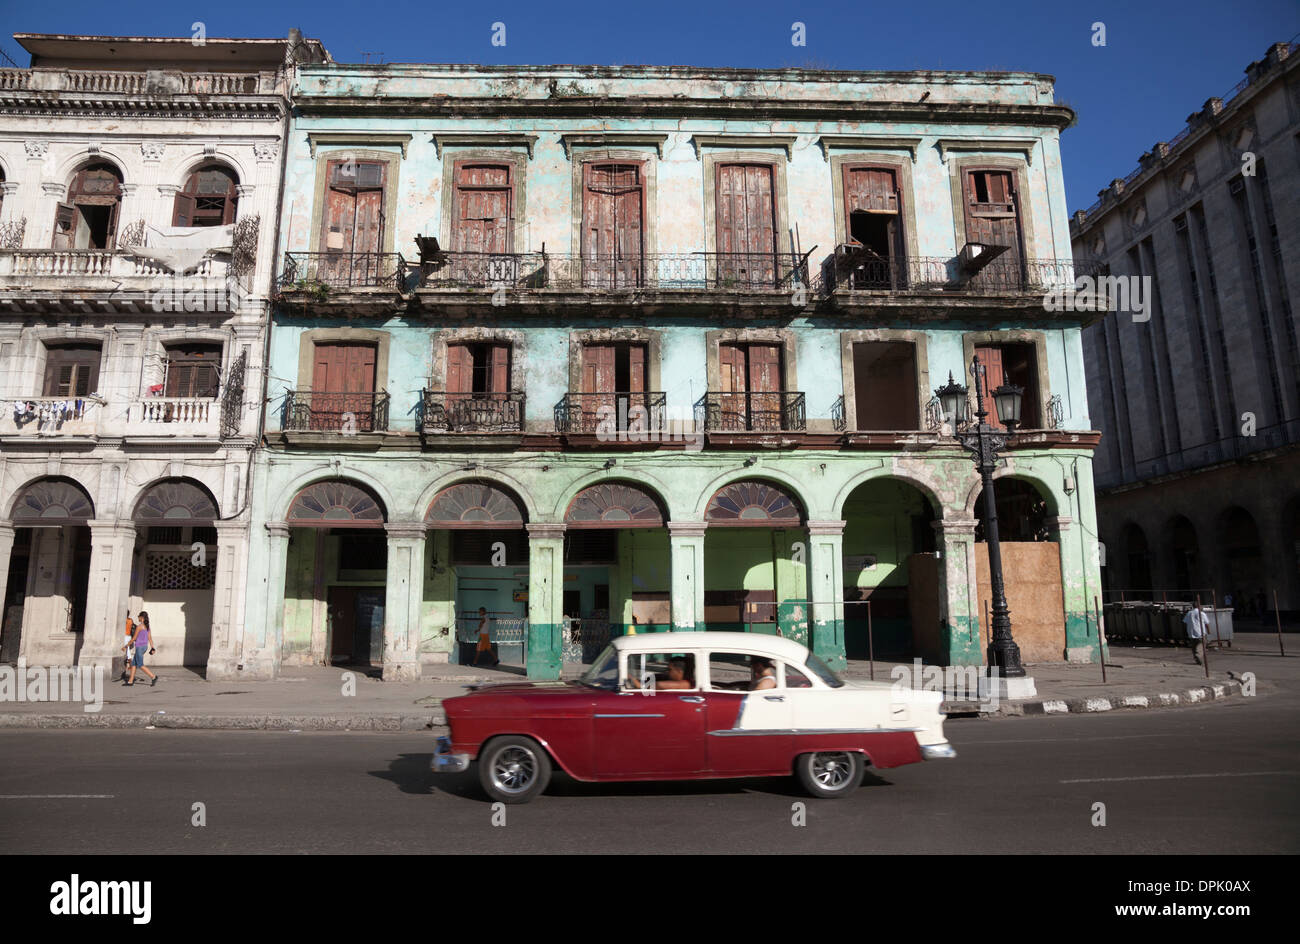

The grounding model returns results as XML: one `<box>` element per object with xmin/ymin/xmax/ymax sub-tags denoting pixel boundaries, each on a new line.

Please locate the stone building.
<box><xmin>243</xmin><ymin>60</ymin><xmax>1105</xmax><ymax>680</ymax></box>
<box><xmin>1071</xmin><ymin>40</ymin><xmax>1299</xmax><ymax>614</ymax></box>
<box><xmin>0</xmin><ymin>32</ymin><xmax>328</xmax><ymax>673</ymax></box>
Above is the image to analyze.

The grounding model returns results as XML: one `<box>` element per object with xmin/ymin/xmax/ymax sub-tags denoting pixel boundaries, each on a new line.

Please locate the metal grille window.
<box><xmin>145</xmin><ymin>551</ymin><xmax>216</xmax><ymax>590</ymax></box>
<box><xmin>147</xmin><ymin>526</ymin><xmax>184</xmax><ymax>545</ymax></box>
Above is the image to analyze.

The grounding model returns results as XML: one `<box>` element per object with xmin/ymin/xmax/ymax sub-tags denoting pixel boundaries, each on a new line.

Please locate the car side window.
<box><xmin>706</xmin><ymin>652</ymin><xmax>752</xmax><ymax>691</ymax></box>
<box><xmin>623</xmin><ymin>652</ymin><xmax>697</xmax><ymax>691</ymax></box>
<box><xmin>783</xmin><ymin>663</ymin><xmax>814</xmax><ymax>689</ymax></box>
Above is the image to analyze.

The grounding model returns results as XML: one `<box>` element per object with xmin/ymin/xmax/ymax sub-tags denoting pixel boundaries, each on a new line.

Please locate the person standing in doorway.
<box><xmin>473</xmin><ymin>607</ymin><xmax>498</xmax><ymax>668</ymax></box>
<box><xmin>126</xmin><ymin>611</ymin><xmax>159</xmax><ymax>687</ymax></box>
<box><xmin>1183</xmin><ymin>602</ymin><xmax>1210</xmax><ymax>665</ymax></box>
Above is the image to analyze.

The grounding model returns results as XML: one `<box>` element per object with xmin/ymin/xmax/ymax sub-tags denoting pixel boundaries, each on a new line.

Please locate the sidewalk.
<box><xmin>0</xmin><ymin>633</ymin><xmax>1292</xmax><ymax>730</ymax></box>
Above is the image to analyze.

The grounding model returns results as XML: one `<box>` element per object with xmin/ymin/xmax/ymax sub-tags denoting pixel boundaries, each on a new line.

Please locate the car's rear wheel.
<box><xmin>478</xmin><ymin>736</ymin><xmax>552</xmax><ymax>804</ymax></box>
<box><xmin>796</xmin><ymin>751</ymin><xmax>865</xmax><ymax>798</ymax></box>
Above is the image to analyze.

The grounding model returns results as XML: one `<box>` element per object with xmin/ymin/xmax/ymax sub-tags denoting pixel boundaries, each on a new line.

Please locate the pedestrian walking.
<box><xmin>120</xmin><ymin>609</ymin><xmax>135</xmax><ymax>682</ymax></box>
<box><xmin>472</xmin><ymin>607</ymin><xmax>498</xmax><ymax>667</ymax></box>
<box><xmin>126</xmin><ymin>611</ymin><xmax>159</xmax><ymax>687</ymax></box>
<box><xmin>1184</xmin><ymin>602</ymin><xmax>1210</xmax><ymax>665</ymax></box>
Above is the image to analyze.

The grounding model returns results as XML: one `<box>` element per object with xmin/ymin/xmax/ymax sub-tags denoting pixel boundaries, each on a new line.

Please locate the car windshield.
<box><xmin>804</xmin><ymin>652</ymin><xmax>845</xmax><ymax>688</ymax></box>
<box><xmin>579</xmin><ymin>645</ymin><xmax>619</xmax><ymax>690</ymax></box>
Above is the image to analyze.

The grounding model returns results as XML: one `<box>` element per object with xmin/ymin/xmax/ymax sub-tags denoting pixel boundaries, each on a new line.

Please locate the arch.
<box><xmin>411</xmin><ymin>468</ymin><xmax>540</xmax><ymax>523</ymax></box>
<box><xmin>174</xmin><ymin>150</ymin><xmax>251</xmax><ymax>188</ymax></box>
<box><xmin>1164</xmin><ymin>514</ymin><xmax>1199</xmax><ymax>591</ymax></box>
<box><xmin>9</xmin><ymin>477</ymin><xmax>95</xmax><ymax>521</ymax></box>
<box><xmin>286</xmin><ymin>480</ymin><xmax>386</xmax><ymax>528</ymax></box>
<box><xmin>972</xmin><ymin>476</ymin><xmax>1054</xmax><ymax>542</ymax></box>
<box><xmin>564</xmin><ymin>481</ymin><xmax>666</xmax><ymax>528</ymax></box>
<box><xmin>132</xmin><ymin>478</ymin><xmax>219</xmax><ymax>526</ymax></box>
<box><xmin>424</xmin><ymin>480</ymin><xmax>527</xmax><ymax>529</ymax></box>
<box><xmin>1122</xmin><ymin>521</ymin><xmax>1153</xmax><ymax>595</ymax></box>
<box><xmin>963</xmin><ymin>468</ymin><xmax>1062</xmax><ymax>519</ymax></box>
<box><xmin>834</xmin><ymin>467</ymin><xmax>945</xmax><ymax>520</ymax></box>
<box><xmin>705</xmin><ymin>479</ymin><xmax>804</xmax><ymax>526</ymax></box>
<box><xmin>692</xmin><ymin>467</ymin><xmax>814</xmax><ymax>521</ymax></box>
<box><xmin>272</xmin><ymin>466</ymin><xmax>398</xmax><ymax>525</ymax></box>
<box><xmin>172</xmin><ymin>161</ymin><xmax>240</xmax><ymax>227</ymax></box>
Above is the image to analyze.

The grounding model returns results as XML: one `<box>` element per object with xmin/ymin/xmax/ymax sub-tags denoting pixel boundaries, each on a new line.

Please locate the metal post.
<box><xmin>867</xmin><ymin>599</ymin><xmax>875</xmax><ymax>681</ymax></box>
<box><xmin>1095</xmin><ymin>594</ymin><xmax>1106</xmax><ymax>683</ymax></box>
<box><xmin>1274</xmin><ymin>589</ymin><xmax>1286</xmax><ymax>657</ymax></box>
<box><xmin>1211</xmin><ymin>588</ymin><xmax>1222</xmax><ymax>651</ymax></box>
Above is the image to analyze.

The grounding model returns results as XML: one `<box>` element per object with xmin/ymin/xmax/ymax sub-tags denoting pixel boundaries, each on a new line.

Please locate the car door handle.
<box><xmin>763</xmin><ymin>695</ymin><xmax>785</xmax><ymax>702</ymax></box>
<box><xmin>679</xmin><ymin>696</ymin><xmax>704</xmax><ymax>703</ymax></box>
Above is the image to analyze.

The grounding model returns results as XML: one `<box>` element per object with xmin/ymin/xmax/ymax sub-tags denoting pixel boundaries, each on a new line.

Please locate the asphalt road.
<box><xmin>1</xmin><ymin>690</ymin><xmax>1296</xmax><ymax>854</ymax></box>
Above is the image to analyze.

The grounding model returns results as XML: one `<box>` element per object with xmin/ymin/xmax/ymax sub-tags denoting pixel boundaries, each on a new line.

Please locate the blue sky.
<box><xmin>3</xmin><ymin>0</ymin><xmax>1296</xmax><ymax>212</ymax></box>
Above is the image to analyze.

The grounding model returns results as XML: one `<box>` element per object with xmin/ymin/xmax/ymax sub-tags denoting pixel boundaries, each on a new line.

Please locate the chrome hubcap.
<box><xmin>491</xmin><ymin>746</ymin><xmax>537</xmax><ymax>794</ymax></box>
<box><xmin>812</xmin><ymin>752</ymin><xmax>853</xmax><ymax>789</ymax></box>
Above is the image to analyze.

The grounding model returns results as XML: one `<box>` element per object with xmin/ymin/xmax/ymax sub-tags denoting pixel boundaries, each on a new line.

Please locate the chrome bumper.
<box><xmin>432</xmin><ymin>736</ymin><xmax>470</xmax><ymax>773</ymax></box>
<box><xmin>920</xmin><ymin>743</ymin><xmax>957</xmax><ymax>760</ymax></box>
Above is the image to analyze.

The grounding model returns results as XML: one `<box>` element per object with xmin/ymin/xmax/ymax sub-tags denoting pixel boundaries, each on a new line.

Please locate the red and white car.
<box><xmin>434</xmin><ymin>631</ymin><xmax>954</xmax><ymax>803</ymax></box>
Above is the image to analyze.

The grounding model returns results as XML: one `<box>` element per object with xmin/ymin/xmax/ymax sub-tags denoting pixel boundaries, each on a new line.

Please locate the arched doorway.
<box><xmin>55</xmin><ymin>161</ymin><xmax>123</xmax><ymax>250</ymax></box>
<box><xmin>1165</xmin><ymin>515</ymin><xmax>1199</xmax><ymax>593</ymax></box>
<box><xmin>1218</xmin><ymin>506</ymin><xmax>1263</xmax><ymax>615</ymax></box>
<box><xmin>564</xmin><ymin>481</ymin><xmax>669</xmax><ymax>655</ymax></box>
<box><xmin>702</xmin><ymin>479</ymin><xmax>808</xmax><ymax>640</ymax></box>
<box><xmin>5</xmin><ymin>478</ymin><xmax>94</xmax><ymax>664</ymax></box>
<box><xmin>131</xmin><ymin>479</ymin><xmax>219</xmax><ymax>666</ymax></box>
<box><xmin>284</xmin><ymin>480</ymin><xmax>387</xmax><ymax>668</ymax></box>
<box><xmin>425</xmin><ymin>480</ymin><xmax>528</xmax><ymax>665</ymax></box>
<box><xmin>1122</xmin><ymin>522</ymin><xmax>1153</xmax><ymax>599</ymax></box>
<box><xmin>840</xmin><ymin>478</ymin><xmax>936</xmax><ymax>660</ymax></box>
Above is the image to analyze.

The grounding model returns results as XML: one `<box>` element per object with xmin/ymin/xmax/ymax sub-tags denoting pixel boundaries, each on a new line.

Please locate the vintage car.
<box><xmin>433</xmin><ymin>631</ymin><xmax>954</xmax><ymax>803</ymax></box>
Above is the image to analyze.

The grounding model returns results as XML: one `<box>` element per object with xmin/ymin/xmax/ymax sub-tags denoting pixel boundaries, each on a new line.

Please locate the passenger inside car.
<box><xmin>749</xmin><ymin>657</ymin><xmax>777</xmax><ymax>691</ymax></box>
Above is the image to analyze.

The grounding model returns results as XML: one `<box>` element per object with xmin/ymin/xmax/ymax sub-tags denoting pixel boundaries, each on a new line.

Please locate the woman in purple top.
<box><xmin>126</xmin><ymin>611</ymin><xmax>159</xmax><ymax>687</ymax></box>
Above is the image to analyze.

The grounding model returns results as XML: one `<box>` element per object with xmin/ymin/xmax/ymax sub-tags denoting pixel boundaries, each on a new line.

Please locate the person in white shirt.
<box><xmin>1184</xmin><ymin>603</ymin><xmax>1211</xmax><ymax>665</ymax></box>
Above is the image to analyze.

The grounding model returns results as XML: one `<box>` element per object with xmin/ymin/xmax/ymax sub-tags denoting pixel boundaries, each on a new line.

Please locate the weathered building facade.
<box><xmin>0</xmin><ymin>32</ymin><xmax>327</xmax><ymax>673</ymax></box>
<box><xmin>244</xmin><ymin>61</ymin><xmax>1105</xmax><ymax>681</ymax></box>
<box><xmin>1072</xmin><ymin>41</ymin><xmax>1300</xmax><ymax>613</ymax></box>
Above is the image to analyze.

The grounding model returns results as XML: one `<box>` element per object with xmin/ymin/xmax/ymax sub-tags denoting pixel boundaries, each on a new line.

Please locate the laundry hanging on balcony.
<box><xmin>124</xmin><ymin>223</ymin><xmax>235</xmax><ymax>274</ymax></box>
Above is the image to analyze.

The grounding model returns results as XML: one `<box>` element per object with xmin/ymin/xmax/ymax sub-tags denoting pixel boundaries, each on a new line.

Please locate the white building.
<box><xmin>0</xmin><ymin>31</ymin><xmax>328</xmax><ymax>674</ymax></box>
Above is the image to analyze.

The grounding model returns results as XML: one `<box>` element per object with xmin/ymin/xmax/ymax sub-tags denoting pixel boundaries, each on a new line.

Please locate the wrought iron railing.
<box><xmin>220</xmin><ymin>350</ymin><xmax>247</xmax><ymax>440</ymax></box>
<box><xmin>830</xmin><ymin>395</ymin><xmax>846</xmax><ymax>433</ymax></box>
<box><xmin>421</xmin><ymin>390</ymin><xmax>525</xmax><ymax>433</ymax></box>
<box><xmin>278</xmin><ymin>251</ymin><xmax>406</xmax><ymax>292</ymax></box>
<box><xmin>554</xmin><ymin>392</ymin><xmax>667</xmax><ymax>434</ymax></box>
<box><xmin>817</xmin><ymin>253</ymin><xmax>1092</xmax><ymax>296</ymax></box>
<box><xmin>456</xmin><ymin>617</ymin><xmax>528</xmax><ymax>645</ymax></box>
<box><xmin>695</xmin><ymin>391</ymin><xmax>806</xmax><ymax>432</ymax></box>
<box><xmin>413</xmin><ymin>250</ymin><xmax>813</xmax><ymax>293</ymax></box>
<box><xmin>282</xmin><ymin>390</ymin><xmax>390</xmax><ymax>433</ymax></box>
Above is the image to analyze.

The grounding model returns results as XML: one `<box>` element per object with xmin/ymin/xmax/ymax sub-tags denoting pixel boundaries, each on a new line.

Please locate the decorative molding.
<box><xmin>40</xmin><ymin>181</ymin><xmax>66</xmax><ymax>197</ymax></box>
<box><xmin>140</xmin><ymin>141</ymin><xmax>166</xmax><ymax>162</ymax></box>
<box><xmin>306</xmin><ymin>132</ymin><xmax>411</xmax><ymax>158</ymax></box>
<box><xmin>203</xmin><ymin>142</ymin><xmax>218</xmax><ymax>157</ymax></box>
<box><xmin>559</xmin><ymin>133</ymin><xmax>668</xmax><ymax>159</ymax></box>
<box><xmin>86</xmin><ymin>142</ymin><xmax>101</xmax><ymax>156</ymax></box>
<box><xmin>429</xmin><ymin>133</ymin><xmax>537</xmax><ymax>159</ymax></box>
<box><xmin>816</xmin><ymin>135</ymin><xmax>922</xmax><ymax>161</ymax></box>
<box><xmin>0</xmin><ymin>181</ymin><xmax>19</xmax><ymax>197</ymax></box>
<box><xmin>936</xmin><ymin>137</ymin><xmax>1038</xmax><ymax>165</ymax></box>
<box><xmin>235</xmin><ymin>184</ymin><xmax>256</xmax><ymax>198</ymax></box>
<box><xmin>252</xmin><ymin>142</ymin><xmax>279</xmax><ymax>162</ymax></box>
<box><xmin>24</xmin><ymin>140</ymin><xmax>48</xmax><ymax>161</ymax></box>
<box><xmin>157</xmin><ymin>183</ymin><xmax>181</xmax><ymax>197</ymax></box>
<box><xmin>690</xmin><ymin>134</ymin><xmax>797</xmax><ymax>159</ymax></box>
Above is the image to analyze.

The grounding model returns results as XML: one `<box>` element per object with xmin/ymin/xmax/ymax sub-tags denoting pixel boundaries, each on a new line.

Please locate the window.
<box><xmin>852</xmin><ymin>341</ymin><xmax>919</xmax><ymax>430</ymax></box>
<box><xmin>318</xmin><ymin>160</ymin><xmax>386</xmax><ymax>285</ymax></box>
<box><xmin>53</xmin><ymin>163</ymin><xmax>123</xmax><ymax>250</ymax></box>
<box><xmin>962</xmin><ymin>169</ymin><xmax>1024</xmax><ymax>287</ymax></box>
<box><xmin>582</xmin><ymin>162</ymin><xmax>644</xmax><ymax>288</ymax></box>
<box><xmin>43</xmin><ymin>343</ymin><xmax>101</xmax><ymax>397</ymax></box>
<box><xmin>448</xmin><ymin>342</ymin><xmax>511</xmax><ymax>396</ymax></box>
<box><xmin>716</xmin><ymin>163</ymin><xmax>777</xmax><ymax>286</ymax></box>
<box><xmin>309</xmin><ymin>341</ymin><xmax>378</xmax><ymax>430</ymax></box>
<box><xmin>452</xmin><ymin>163</ymin><xmax>512</xmax><ymax>254</ymax></box>
<box><xmin>705</xmin><ymin>652</ymin><xmax>775</xmax><ymax>692</ymax></box>
<box><xmin>337</xmin><ymin>531</ymin><xmax>387</xmax><ymax>571</ymax></box>
<box><xmin>173</xmin><ymin>165</ymin><xmax>239</xmax><ymax>227</ymax></box>
<box><xmin>974</xmin><ymin>343</ymin><xmax>1040</xmax><ymax>429</ymax></box>
<box><xmin>164</xmin><ymin>343</ymin><xmax>223</xmax><ymax>398</ymax></box>
<box><xmin>843</xmin><ymin>166</ymin><xmax>906</xmax><ymax>288</ymax></box>
<box><xmin>784</xmin><ymin>663</ymin><xmax>813</xmax><ymax>689</ymax></box>
<box><xmin>623</xmin><ymin>652</ymin><xmax>698</xmax><ymax>691</ymax></box>
<box><xmin>717</xmin><ymin>342</ymin><xmax>784</xmax><ymax>431</ymax></box>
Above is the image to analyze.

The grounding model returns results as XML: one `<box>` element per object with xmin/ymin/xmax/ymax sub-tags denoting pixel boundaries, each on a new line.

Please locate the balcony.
<box><xmin>123</xmin><ymin>398</ymin><xmax>220</xmax><ymax>440</ymax></box>
<box><xmin>276</xmin><ymin>251</ymin><xmax>408</xmax><ymax>316</ymax></box>
<box><xmin>282</xmin><ymin>391</ymin><xmax>390</xmax><ymax>434</ymax></box>
<box><xmin>420</xmin><ymin>391</ymin><xmax>525</xmax><ymax>434</ymax></box>
<box><xmin>0</xmin><ymin>68</ymin><xmax>283</xmax><ymax>119</ymax></box>
<box><xmin>696</xmin><ymin>391</ymin><xmax>807</xmax><ymax>433</ymax></box>
<box><xmin>555</xmin><ymin>392</ymin><xmax>667</xmax><ymax>434</ymax></box>
<box><xmin>2</xmin><ymin>397</ymin><xmax>100</xmax><ymax>441</ymax></box>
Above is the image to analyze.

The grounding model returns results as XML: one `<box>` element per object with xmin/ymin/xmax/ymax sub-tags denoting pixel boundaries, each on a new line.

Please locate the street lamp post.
<box><xmin>935</xmin><ymin>355</ymin><xmax>1026</xmax><ymax>678</ymax></box>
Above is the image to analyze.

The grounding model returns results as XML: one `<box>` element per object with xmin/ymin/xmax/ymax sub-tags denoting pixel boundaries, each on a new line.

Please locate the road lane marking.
<box><xmin>1059</xmin><ymin>771</ymin><xmax>1299</xmax><ymax>784</ymax></box>
<box><xmin>0</xmin><ymin>794</ymin><xmax>115</xmax><ymax>799</ymax></box>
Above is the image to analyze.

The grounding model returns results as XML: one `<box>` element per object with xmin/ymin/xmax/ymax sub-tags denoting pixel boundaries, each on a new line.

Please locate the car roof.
<box><xmin>611</xmin><ymin>632</ymin><xmax>811</xmax><ymax>661</ymax></box>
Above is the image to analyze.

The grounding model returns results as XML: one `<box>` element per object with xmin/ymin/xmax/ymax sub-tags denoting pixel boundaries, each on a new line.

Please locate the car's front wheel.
<box><xmin>796</xmin><ymin>751</ymin><xmax>865</xmax><ymax>798</ymax></box>
<box><xmin>478</xmin><ymin>736</ymin><xmax>552</xmax><ymax>804</ymax></box>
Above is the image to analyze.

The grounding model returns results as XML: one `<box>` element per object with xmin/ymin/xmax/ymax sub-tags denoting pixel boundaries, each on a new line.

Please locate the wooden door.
<box><xmin>319</xmin><ymin>161</ymin><xmax>385</xmax><ymax>285</ymax></box>
<box><xmin>453</xmin><ymin>164</ymin><xmax>511</xmax><ymax>286</ymax></box>
<box><xmin>974</xmin><ymin>345</ymin><xmax>1006</xmax><ymax>429</ymax></box>
<box><xmin>717</xmin><ymin>343</ymin><xmax>747</xmax><ymax>430</ymax></box>
<box><xmin>748</xmin><ymin>344</ymin><xmax>782</xmax><ymax>430</ymax></box>
<box><xmin>964</xmin><ymin>170</ymin><xmax>1024</xmax><ymax>290</ymax></box>
<box><xmin>582</xmin><ymin>343</ymin><xmax>617</xmax><ymax>431</ymax></box>
<box><xmin>583</xmin><ymin>163</ymin><xmax>644</xmax><ymax>289</ymax></box>
<box><xmin>311</xmin><ymin>342</ymin><xmax>377</xmax><ymax>430</ymax></box>
<box><xmin>844</xmin><ymin>166</ymin><xmax>905</xmax><ymax>288</ymax></box>
<box><xmin>328</xmin><ymin>587</ymin><xmax>358</xmax><ymax>663</ymax></box>
<box><xmin>716</xmin><ymin>164</ymin><xmax>777</xmax><ymax>287</ymax></box>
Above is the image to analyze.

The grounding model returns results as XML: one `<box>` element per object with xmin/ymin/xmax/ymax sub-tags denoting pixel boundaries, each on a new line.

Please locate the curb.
<box><xmin>991</xmin><ymin>679</ymin><xmax>1243</xmax><ymax>717</ymax></box>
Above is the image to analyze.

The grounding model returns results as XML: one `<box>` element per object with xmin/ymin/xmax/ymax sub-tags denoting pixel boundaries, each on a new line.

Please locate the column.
<box><xmin>934</xmin><ymin>517</ymin><xmax>981</xmax><ymax>667</ymax></box>
<box><xmin>806</xmin><ymin>521</ymin><xmax>845</xmax><ymax>668</ymax></box>
<box><xmin>383</xmin><ymin>524</ymin><xmax>426</xmax><ymax>681</ymax></box>
<box><xmin>205</xmin><ymin>520</ymin><xmax>249</xmax><ymax>680</ymax></box>
<box><xmin>526</xmin><ymin>523</ymin><xmax>565</xmax><ymax>679</ymax></box>
<box><xmin>668</xmin><ymin>522</ymin><xmax>706</xmax><ymax>631</ymax></box>
<box><xmin>78</xmin><ymin>521</ymin><xmax>137</xmax><ymax>672</ymax></box>
<box><xmin>242</xmin><ymin>522</ymin><xmax>290</xmax><ymax>680</ymax></box>
<box><xmin>0</xmin><ymin>522</ymin><xmax>14</xmax><ymax>630</ymax></box>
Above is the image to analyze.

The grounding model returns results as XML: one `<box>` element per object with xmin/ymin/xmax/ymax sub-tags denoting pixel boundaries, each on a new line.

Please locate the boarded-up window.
<box><xmin>164</xmin><ymin>343</ymin><xmax>223</xmax><ymax>398</ymax></box>
<box><xmin>583</xmin><ymin>163</ymin><xmax>644</xmax><ymax>288</ymax></box>
<box><xmin>716</xmin><ymin>163</ymin><xmax>777</xmax><ymax>286</ymax></box>
<box><xmin>173</xmin><ymin>165</ymin><xmax>239</xmax><ymax>227</ymax></box>
<box><xmin>852</xmin><ymin>341</ymin><xmax>919</xmax><ymax>430</ymax></box>
<box><xmin>963</xmin><ymin>169</ymin><xmax>1024</xmax><ymax>286</ymax></box>
<box><xmin>452</xmin><ymin>163</ymin><xmax>512</xmax><ymax>254</ymax></box>
<box><xmin>974</xmin><ymin>342</ymin><xmax>1039</xmax><ymax>429</ymax></box>
<box><xmin>43</xmin><ymin>343</ymin><xmax>102</xmax><ymax>397</ymax></box>
<box><xmin>53</xmin><ymin>163</ymin><xmax>122</xmax><ymax>250</ymax></box>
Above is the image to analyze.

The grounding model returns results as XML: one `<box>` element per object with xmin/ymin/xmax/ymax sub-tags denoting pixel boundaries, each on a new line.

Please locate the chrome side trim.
<box><xmin>708</xmin><ymin>727</ymin><xmax>923</xmax><ymax>737</ymax></box>
<box><xmin>594</xmin><ymin>713</ymin><xmax>666</xmax><ymax>719</ymax></box>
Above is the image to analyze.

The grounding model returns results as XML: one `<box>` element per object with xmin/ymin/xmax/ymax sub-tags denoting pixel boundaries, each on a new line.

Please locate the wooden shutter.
<box><xmin>964</xmin><ymin>170</ymin><xmax>1023</xmax><ymax>288</ymax></box>
<box><xmin>716</xmin><ymin>164</ymin><xmax>777</xmax><ymax>287</ymax></box>
<box><xmin>583</xmin><ymin>164</ymin><xmax>644</xmax><ymax>288</ymax></box>
<box><xmin>844</xmin><ymin>167</ymin><xmax>898</xmax><ymax>215</ymax></box>
<box><xmin>974</xmin><ymin>345</ymin><xmax>1006</xmax><ymax>429</ymax></box>
<box><xmin>446</xmin><ymin>343</ymin><xmax>473</xmax><ymax>394</ymax></box>
<box><xmin>628</xmin><ymin>344</ymin><xmax>647</xmax><ymax>394</ymax></box>
<box><xmin>321</xmin><ymin>180</ymin><xmax>356</xmax><ymax>252</ymax></box>
<box><xmin>747</xmin><ymin>344</ymin><xmax>782</xmax><ymax>393</ymax></box>
<box><xmin>43</xmin><ymin>346</ymin><xmax>99</xmax><ymax>397</ymax></box>
<box><xmin>172</xmin><ymin>192</ymin><xmax>195</xmax><ymax>227</ymax></box>
<box><xmin>52</xmin><ymin>203</ymin><xmax>76</xmax><ymax>250</ymax></box>
<box><xmin>718</xmin><ymin>344</ymin><xmax>746</xmax><ymax>393</ymax></box>
<box><xmin>583</xmin><ymin>344</ymin><xmax>616</xmax><ymax>393</ymax></box>
<box><xmin>454</xmin><ymin>164</ymin><xmax>511</xmax><ymax>254</ymax></box>
<box><xmin>488</xmin><ymin>344</ymin><xmax>510</xmax><ymax>394</ymax></box>
<box><xmin>312</xmin><ymin>343</ymin><xmax>375</xmax><ymax>393</ymax></box>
